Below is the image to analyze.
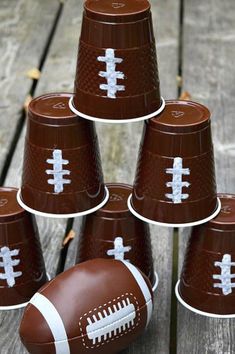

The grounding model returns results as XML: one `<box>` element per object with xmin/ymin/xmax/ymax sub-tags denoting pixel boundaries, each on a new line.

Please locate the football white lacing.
<box><xmin>165</xmin><ymin>157</ymin><xmax>190</xmax><ymax>204</ymax></box>
<box><xmin>86</xmin><ymin>297</ymin><xmax>136</xmax><ymax>345</ymax></box>
<box><xmin>97</xmin><ymin>49</ymin><xmax>125</xmax><ymax>99</ymax></box>
<box><xmin>213</xmin><ymin>254</ymin><xmax>235</xmax><ymax>295</ymax></box>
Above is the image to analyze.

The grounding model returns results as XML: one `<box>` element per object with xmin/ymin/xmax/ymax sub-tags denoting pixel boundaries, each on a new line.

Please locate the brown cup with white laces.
<box><xmin>75</xmin><ymin>183</ymin><xmax>157</xmax><ymax>290</ymax></box>
<box><xmin>128</xmin><ymin>100</ymin><xmax>220</xmax><ymax>227</ymax></box>
<box><xmin>17</xmin><ymin>93</ymin><xmax>108</xmax><ymax>218</ymax></box>
<box><xmin>69</xmin><ymin>0</ymin><xmax>164</xmax><ymax>123</ymax></box>
<box><xmin>176</xmin><ymin>194</ymin><xmax>235</xmax><ymax>317</ymax></box>
<box><xmin>0</xmin><ymin>187</ymin><xmax>47</xmax><ymax>310</ymax></box>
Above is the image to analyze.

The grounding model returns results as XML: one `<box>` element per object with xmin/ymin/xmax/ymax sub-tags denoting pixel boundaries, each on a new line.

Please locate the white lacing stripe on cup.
<box><xmin>107</xmin><ymin>237</ymin><xmax>131</xmax><ymax>261</ymax></box>
<box><xmin>213</xmin><ymin>254</ymin><xmax>235</xmax><ymax>295</ymax></box>
<box><xmin>46</xmin><ymin>149</ymin><xmax>71</xmax><ymax>194</ymax></box>
<box><xmin>97</xmin><ymin>48</ymin><xmax>125</xmax><ymax>99</ymax></box>
<box><xmin>0</xmin><ymin>247</ymin><xmax>22</xmax><ymax>287</ymax></box>
<box><xmin>165</xmin><ymin>157</ymin><xmax>190</xmax><ymax>204</ymax></box>
<box><xmin>121</xmin><ymin>261</ymin><xmax>153</xmax><ymax>327</ymax></box>
<box><xmin>30</xmin><ymin>293</ymin><xmax>70</xmax><ymax>354</ymax></box>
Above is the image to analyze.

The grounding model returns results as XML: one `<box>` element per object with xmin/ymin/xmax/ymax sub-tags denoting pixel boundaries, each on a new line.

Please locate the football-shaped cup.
<box><xmin>20</xmin><ymin>259</ymin><xmax>153</xmax><ymax>354</ymax></box>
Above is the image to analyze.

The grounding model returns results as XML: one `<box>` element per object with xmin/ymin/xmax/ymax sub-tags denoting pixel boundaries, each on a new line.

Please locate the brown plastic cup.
<box><xmin>17</xmin><ymin>93</ymin><xmax>109</xmax><ymax>218</ymax></box>
<box><xmin>128</xmin><ymin>100</ymin><xmax>221</xmax><ymax>227</ymax></box>
<box><xmin>176</xmin><ymin>194</ymin><xmax>235</xmax><ymax>318</ymax></box>
<box><xmin>0</xmin><ymin>187</ymin><xmax>47</xmax><ymax>310</ymax></box>
<box><xmin>69</xmin><ymin>0</ymin><xmax>165</xmax><ymax>123</ymax></box>
<box><xmin>75</xmin><ymin>183</ymin><xmax>158</xmax><ymax>291</ymax></box>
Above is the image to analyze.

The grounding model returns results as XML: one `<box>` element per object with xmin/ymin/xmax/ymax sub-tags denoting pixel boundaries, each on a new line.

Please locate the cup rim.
<box><xmin>69</xmin><ymin>96</ymin><xmax>165</xmax><ymax>124</ymax></box>
<box><xmin>16</xmin><ymin>187</ymin><xmax>110</xmax><ymax>219</ymax></box>
<box><xmin>152</xmin><ymin>271</ymin><xmax>159</xmax><ymax>293</ymax></box>
<box><xmin>127</xmin><ymin>195</ymin><xmax>222</xmax><ymax>228</ymax></box>
<box><xmin>175</xmin><ymin>280</ymin><xmax>235</xmax><ymax>318</ymax></box>
<box><xmin>0</xmin><ymin>273</ymin><xmax>50</xmax><ymax>311</ymax></box>
<box><xmin>0</xmin><ymin>301</ymin><xmax>29</xmax><ymax>311</ymax></box>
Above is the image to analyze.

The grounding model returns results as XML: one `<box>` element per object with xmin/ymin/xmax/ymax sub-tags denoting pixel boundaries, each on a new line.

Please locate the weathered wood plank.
<box><xmin>177</xmin><ymin>1</ymin><xmax>235</xmax><ymax>353</ymax></box>
<box><xmin>0</xmin><ymin>128</ymin><xmax>68</xmax><ymax>353</ymax></box>
<box><xmin>0</xmin><ymin>0</ymin><xmax>66</xmax><ymax>354</ymax></box>
<box><xmin>63</xmin><ymin>1</ymin><xmax>180</xmax><ymax>353</ymax></box>
<box><xmin>0</xmin><ymin>0</ymin><xmax>180</xmax><ymax>352</ymax></box>
<box><xmin>0</xmin><ymin>0</ymin><xmax>60</xmax><ymax>175</ymax></box>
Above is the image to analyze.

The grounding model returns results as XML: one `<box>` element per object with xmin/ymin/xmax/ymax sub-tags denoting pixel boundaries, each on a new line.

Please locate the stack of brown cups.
<box><xmin>128</xmin><ymin>100</ymin><xmax>221</xmax><ymax>227</ymax></box>
<box><xmin>69</xmin><ymin>0</ymin><xmax>164</xmax><ymax>123</ymax></box>
<box><xmin>76</xmin><ymin>183</ymin><xmax>158</xmax><ymax>291</ymax></box>
<box><xmin>176</xmin><ymin>194</ymin><xmax>235</xmax><ymax>318</ymax></box>
<box><xmin>0</xmin><ymin>187</ymin><xmax>47</xmax><ymax>310</ymax></box>
<box><xmin>17</xmin><ymin>93</ymin><xmax>108</xmax><ymax>218</ymax></box>
<box><xmin>14</xmin><ymin>0</ymin><xmax>233</xmax><ymax>350</ymax></box>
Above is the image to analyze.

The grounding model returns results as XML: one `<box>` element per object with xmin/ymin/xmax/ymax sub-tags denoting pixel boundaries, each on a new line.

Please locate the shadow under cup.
<box><xmin>177</xmin><ymin>194</ymin><xmax>235</xmax><ymax>317</ymax></box>
<box><xmin>18</xmin><ymin>93</ymin><xmax>107</xmax><ymax>217</ymax></box>
<box><xmin>71</xmin><ymin>0</ymin><xmax>163</xmax><ymax>122</ymax></box>
<box><xmin>0</xmin><ymin>187</ymin><xmax>47</xmax><ymax>309</ymax></box>
<box><xmin>130</xmin><ymin>100</ymin><xmax>220</xmax><ymax>226</ymax></box>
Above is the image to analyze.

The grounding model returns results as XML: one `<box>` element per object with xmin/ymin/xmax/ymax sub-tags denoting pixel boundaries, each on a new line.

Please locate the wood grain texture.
<box><xmin>0</xmin><ymin>1</ymin><xmax>65</xmax><ymax>353</ymax></box>
<box><xmin>177</xmin><ymin>1</ymin><xmax>235</xmax><ymax>353</ymax></box>
<box><xmin>0</xmin><ymin>0</ymin><xmax>60</xmax><ymax>173</ymax></box>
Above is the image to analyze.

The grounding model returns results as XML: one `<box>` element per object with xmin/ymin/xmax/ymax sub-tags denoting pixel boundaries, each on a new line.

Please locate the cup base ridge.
<box><xmin>175</xmin><ymin>280</ymin><xmax>235</xmax><ymax>318</ymax></box>
<box><xmin>69</xmin><ymin>97</ymin><xmax>166</xmax><ymax>124</ymax></box>
<box><xmin>128</xmin><ymin>195</ymin><xmax>222</xmax><ymax>228</ymax></box>
<box><xmin>17</xmin><ymin>187</ymin><xmax>109</xmax><ymax>219</ymax></box>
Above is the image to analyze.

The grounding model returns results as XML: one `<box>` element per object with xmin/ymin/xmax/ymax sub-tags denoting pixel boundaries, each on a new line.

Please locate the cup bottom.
<box><xmin>17</xmin><ymin>187</ymin><xmax>110</xmax><ymax>219</ymax></box>
<box><xmin>128</xmin><ymin>195</ymin><xmax>222</xmax><ymax>228</ymax></box>
<box><xmin>0</xmin><ymin>273</ymin><xmax>51</xmax><ymax>311</ymax></box>
<box><xmin>175</xmin><ymin>280</ymin><xmax>235</xmax><ymax>318</ymax></box>
<box><xmin>69</xmin><ymin>97</ymin><xmax>166</xmax><ymax>124</ymax></box>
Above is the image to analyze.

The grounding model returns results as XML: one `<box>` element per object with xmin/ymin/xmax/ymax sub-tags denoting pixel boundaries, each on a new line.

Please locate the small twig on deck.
<box><xmin>179</xmin><ymin>91</ymin><xmax>192</xmax><ymax>100</ymax></box>
<box><xmin>63</xmin><ymin>229</ymin><xmax>76</xmax><ymax>247</ymax></box>
<box><xmin>26</xmin><ymin>68</ymin><xmax>41</xmax><ymax>80</ymax></box>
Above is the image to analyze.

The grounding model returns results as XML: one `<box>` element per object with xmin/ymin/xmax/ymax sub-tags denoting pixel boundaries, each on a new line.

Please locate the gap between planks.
<box><xmin>0</xmin><ymin>2</ymin><xmax>67</xmax><ymax>353</ymax></box>
<box><xmin>0</xmin><ymin>2</ymin><xmax>64</xmax><ymax>185</ymax></box>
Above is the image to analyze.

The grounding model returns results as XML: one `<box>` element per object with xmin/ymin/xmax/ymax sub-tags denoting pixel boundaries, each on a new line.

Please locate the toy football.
<box><xmin>20</xmin><ymin>259</ymin><xmax>153</xmax><ymax>354</ymax></box>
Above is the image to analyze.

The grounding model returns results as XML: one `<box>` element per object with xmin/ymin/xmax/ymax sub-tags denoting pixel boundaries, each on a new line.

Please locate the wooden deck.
<box><xmin>0</xmin><ymin>0</ymin><xmax>235</xmax><ymax>353</ymax></box>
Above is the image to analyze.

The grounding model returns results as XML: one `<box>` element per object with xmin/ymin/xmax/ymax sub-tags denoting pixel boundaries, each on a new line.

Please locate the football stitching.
<box><xmin>79</xmin><ymin>293</ymin><xmax>140</xmax><ymax>349</ymax></box>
